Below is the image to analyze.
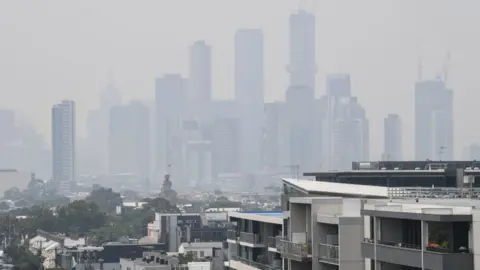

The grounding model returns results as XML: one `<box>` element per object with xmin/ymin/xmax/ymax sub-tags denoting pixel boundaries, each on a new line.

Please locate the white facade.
<box><xmin>52</xmin><ymin>100</ymin><xmax>75</xmax><ymax>194</ymax></box>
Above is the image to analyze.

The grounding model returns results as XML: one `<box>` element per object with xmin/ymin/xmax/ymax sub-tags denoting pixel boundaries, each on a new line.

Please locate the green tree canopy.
<box><xmin>86</xmin><ymin>187</ymin><xmax>123</xmax><ymax>213</ymax></box>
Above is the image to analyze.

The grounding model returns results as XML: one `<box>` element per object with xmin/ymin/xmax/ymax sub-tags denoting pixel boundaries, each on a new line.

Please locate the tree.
<box><xmin>143</xmin><ymin>197</ymin><xmax>179</xmax><ymax>213</ymax></box>
<box><xmin>86</xmin><ymin>187</ymin><xmax>123</xmax><ymax>213</ymax></box>
<box><xmin>214</xmin><ymin>189</ymin><xmax>222</xmax><ymax>196</ymax></box>
<box><xmin>0</xmin><ymin>201</ymin><xmax>10</xmax><ymax>211</ymax></box>
<box><xmin>56</xmin><ymin>200</ymin><xmax>107</xmax><ymax>235</ymax></box>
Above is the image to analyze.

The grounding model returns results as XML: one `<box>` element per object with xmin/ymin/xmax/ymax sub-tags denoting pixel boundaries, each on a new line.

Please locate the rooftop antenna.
<box><xmin>442</xmin><ymin>51</ymin><xmax>451</xmax><ymax>86</ymax></box>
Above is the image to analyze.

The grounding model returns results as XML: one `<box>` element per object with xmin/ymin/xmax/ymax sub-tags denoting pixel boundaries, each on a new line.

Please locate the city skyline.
<box><xmin>1</xmin><ymin>1</ymin><xmax>478</xmax><ymax>160</ymax></box>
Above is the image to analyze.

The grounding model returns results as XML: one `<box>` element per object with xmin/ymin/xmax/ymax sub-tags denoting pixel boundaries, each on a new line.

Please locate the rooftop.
<box><xmin>228</xmin><ymin>211</ymin><xmax>284</xmax><ymax>225</ymax></box>
<box><xmin>283</xmin><ymin>178</ymin><xmax>389</xmax><ymax>198</ymax></box>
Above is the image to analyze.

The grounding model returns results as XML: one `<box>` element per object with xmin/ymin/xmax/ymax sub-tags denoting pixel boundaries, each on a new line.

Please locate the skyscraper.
<box><xmin>323</xmin><ymin>74</ymin><xmax>369</xmax><ymax>170</ymax></box>
<box><xmin>287</xmin><ymin>10</ymin><xmax>316</xmax><ymax>90</ymax></box>
<box><xmin>109</xmin><ymin>101</ymin><xmax>150</xmax><ymax>179</ymax></box>
<box><xmin>52</xmin><ymin>100</ymin><xmax>75</xmax><ymax>194</ymax></box>
<box><xmin>285</xmin><ymin>86</ymin><xmax>316</xmax><ymax>173</ymax></box>
<box><xmin>415</xmin><ymin>79</ymin><xmax>453</xmax><ymax>160</ymax></box>
<box><xmin>383</xmin><ymin>114</ymin><xmax>402</xmax><ymax>161</ymax></box>
<box><xmin>155</xmin><ymin>74</ymin><xmax>187</xmax><ymax>181</ymax></box>
<box><xmin>234</xmin><ymin>29</ymin><xmax>264</xmax><ymax>173</ymax></box>
<box><xmin>188</xmin><ymin>41</ymin><xmax>212</xmax><ymax>123</ymax></box>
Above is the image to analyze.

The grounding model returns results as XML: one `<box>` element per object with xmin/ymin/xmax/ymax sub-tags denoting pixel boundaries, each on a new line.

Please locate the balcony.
<box><xmin>231</xmin><ymin>255</ymin><xmax>282</xmax><ymax>270</ymax></box>
<box><xmin>276</xmin><ymin>237</ymin><xmax>312</xmax><ymax>261</ymax></box>
<box><xmin>268</xmin><ymin>236</ymin><xmax>281</xmax><ymax>252</ymax></box>
<box><xmin>362</xmin><ymin>238</ymin><xmax>473</xmax><ymax>269</ymax></box>
<box><xmin>239</xmin><ymin>232</ymin><xmax>263</xmax><ymax>246</ymax></box>
<box><xmin>227</xmin><ymin>229</ymin><xmax>238</xmax><ymax>243</ymax></box>
<box><xmin>317</xmin><ymin>243</ymin><xmax>339</xmax><ymax>265</ymax></box>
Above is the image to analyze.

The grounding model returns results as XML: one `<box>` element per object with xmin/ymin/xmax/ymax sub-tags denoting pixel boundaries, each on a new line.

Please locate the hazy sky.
<box><xmin>0</xmin><ymin>0</ymin><xmax>479</xmax><ymax>159</ymax></box>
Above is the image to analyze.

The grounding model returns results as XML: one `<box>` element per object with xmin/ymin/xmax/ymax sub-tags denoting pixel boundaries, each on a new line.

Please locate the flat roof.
<box><xmin>228</xmin><ymin>211</ymin><xmax>284</xmax><ymax>225</ymax></box>
<box><xmin>282</xmin><ymin>178</ymin><xmax>389</xmax><ymax>198</ymax></box>
<box><xmin>304</xmin><ymin>169</ymin><xmax>447</xmax><ymax>176</ymax></box>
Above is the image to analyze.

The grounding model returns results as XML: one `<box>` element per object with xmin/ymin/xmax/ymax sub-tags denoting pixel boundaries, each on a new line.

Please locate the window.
<box><xmin>199</xmin><ymin>251</ymin><xmax>205</xmax><ymax>257</ymax></box>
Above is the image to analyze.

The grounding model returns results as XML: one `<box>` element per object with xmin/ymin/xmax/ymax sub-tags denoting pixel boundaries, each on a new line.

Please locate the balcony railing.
<box><xmin>317</xmin><ymin>243</ymin><xmax>339</xmax><ymax>264</ymax></box>
<box><xmin>276</xmin><ymin>237</ymin><xmax>311</xmax><ymax>261</ymax></box>
<box><xmin>268</xmin><ymin>236</ymin><xmax>277</xmax><ymax>249</ymax></box>
<box><xmin>227</xmin><ymin>229</ymin><xmax>238</xmax><ymax>241</ymax></box>
<box><xmin>231</xmin><ymin>255</ymin><xmax>282</xmax><ymax>270</ymax></box>
<box><xmin>363</xmin><ymin>238</ymin><xmax>470</xmax><ymax>254</ymax></box>
<box><xmin>239</xmin><ymin>232</ymin><xmax>263</xmax><ymax>244</ymax></box>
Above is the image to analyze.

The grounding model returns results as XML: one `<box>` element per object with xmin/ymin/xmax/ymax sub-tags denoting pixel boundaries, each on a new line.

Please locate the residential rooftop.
<box><xmin>228</xmin><ymin>211</ymin><xmax>284</xmax><ymax>224</ymax></box>
<box><xmin>282</xmin><ymin>178</ymin><xmax>389</xmax><ymax>198</ymax></box>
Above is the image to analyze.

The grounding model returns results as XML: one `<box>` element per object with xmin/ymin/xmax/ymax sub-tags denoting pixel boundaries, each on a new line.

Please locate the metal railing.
<box><xmin>317</xmin><ymin>243</ymin><xmax>339</xmax><ymax>264</ymax></box>
<box><xmin>363</xmin><ymin>238</ymin><xmax>469</xmax><ymax>254</ymax></box>
<box><xmin>387</xmin><ymin>187</ymin><xmax>480</xmax><ymax>200</ymax></box>
<box><xmin>227</xmin><ymin>229</ymin><xmax>238</xmax><ymax>241</ymax></box>
<box><xmin>231</xmin><ymin>255</ymin><xmax>282</xmax><ymax>270</ymax></box>
<box><xmin>276</xmin><ymin>237</ymin><xmax>311</xmax><ymax>261</ymax></box>
<box><xmin>239</xmin><ymin>232</ymin><xmax>263</xmax><ymax>244</ymax></box>
<box><xmin>268</xmin><ymin>236</ymin><xmax>276</xmax><ymax>248</ymax></box>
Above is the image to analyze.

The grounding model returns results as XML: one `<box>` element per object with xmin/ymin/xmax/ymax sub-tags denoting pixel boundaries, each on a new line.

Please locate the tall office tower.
<box><xmin>212</xmin><ymin>117</ymin><xmax>240</xmax><ymax>175</ymax></box>
<box><xmin>263</xmin><ymin>102</ymin><xmax>283</xmax><ymax>171</ymax></box>
<box><xmin>322</xmin><ymin>74</ymin><xmax>353</xmax><ymax>170</ymax></box>
<box><xmin>109</xmin><ymin>101</ymin><xmax>150</xmax><ymax>179</ymax></box>
<box><xmin>155</xmin><ymin>74</ymin><xmax>187</xmax><ymax>183</ymax></box>
<box><xmin>332</xmin><ymin>97</ymin><xmax>369</xmax><ymax>170</ymax></box>
<box><xmin>51</xmin><ymin>100</ymin><xmax>75</xmax><ymax>194</ymax></box>
<box><xmin>86</xmin><ymin>83</ymin><xmax>122</xmax><ymax>175</ymax></box>
<box><xmin>323</xmin><ymin>74</ymin><xmax>369</xmax><ymax>170</ymax></box>
<box><xmin>285</xmin><ymin>86</ymin><xmax>316</xmax><ymax>173</ymax></box>
<box><xmin>415</xmin><ymin>79</ymin><xmax>453</xmax><ymax>160</ymax></box>
<box><xmin>287</xmin><ymin>10</ymin><xmax>316</xmax><ymax>90</ymax></box>
<box><xmin>185</xmin><ymin>141</ymin><xmax>212</xmax><ymax>187</ymax></box>
<box><xmin>383</xmin><ymin>114</ymin><xmax>402</xmax><ymax>161</ymax></box>
<box><xmin>234</xmin><ymin>29</ymin><xmax>264</xmax><ymax>173</ymax></box>
<box><xmin>188</xmin><ymin>41</ymin><xmax>212</xmax><ymax>123</ymax></box>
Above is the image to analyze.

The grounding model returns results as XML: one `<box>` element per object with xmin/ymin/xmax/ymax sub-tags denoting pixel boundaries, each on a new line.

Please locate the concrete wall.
<box><xmin>339</xmin><ymin>217</ymin><xmax>364</xmax><ymax>270</ymax></box>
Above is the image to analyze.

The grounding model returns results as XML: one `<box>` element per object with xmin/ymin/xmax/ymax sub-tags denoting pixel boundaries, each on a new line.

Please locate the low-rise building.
<box><xmin>226</xmin><ymin>211</ymin><xmax>284</xmax><ymax>270</ymax></box>
<box><xmin>178</xmin><ymin>242</ymin><xmax>223</xmax><ymax>259</ymax></box>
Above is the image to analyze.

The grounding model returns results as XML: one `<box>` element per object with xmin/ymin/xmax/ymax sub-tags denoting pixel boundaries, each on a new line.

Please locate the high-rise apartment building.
<box><xmin>287</xmin><ymin>10</ymin><xmax>316</xmax><ymax>90</ymax></box>
<box><xmin>109</xmin><ymin>101</ymin><xmax>150</xmax><ymax>179</ymax></box>
<box><xmin>383</xmin><ymin>114</ymin><xmax>402</xmax><ymax>161</ymax></box>
<box><xmin>188</xmin><ymin>41</ymin><xmax>212</xmax><ymax>123</ymax></box>
<box><xmin>51</xmin><ymin>100</ymin><xmax>75</xmax><ymax>194</ymax></box>
<box><xmin>415</xmin><ymin>79</ymin><xmax>453</xmax><ymax>160</ymax></box>
<box><xmin>155</xmin><ymin>74</ymin><xmax>187</xmax><ymax>182</ymax></box>
<box><xmin>234</xmin><ymin>29</ymin><xmax>264</xmax><ymax>173</ymax></box>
